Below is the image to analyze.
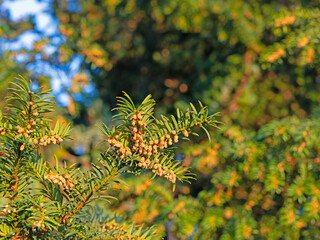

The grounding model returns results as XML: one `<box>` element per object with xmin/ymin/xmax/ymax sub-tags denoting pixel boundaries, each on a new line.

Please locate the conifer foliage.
<box><xmin>0</xmin><ymin>76</ymin><xmax>218</xmax><ymax>239</ymax></box>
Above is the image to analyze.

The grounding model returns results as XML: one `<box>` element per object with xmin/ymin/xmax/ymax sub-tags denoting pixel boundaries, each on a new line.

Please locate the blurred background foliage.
<box><xmin>0</xmin><ymin>0</ymin><xmax>320</xmax><ymax>239</ymax></box>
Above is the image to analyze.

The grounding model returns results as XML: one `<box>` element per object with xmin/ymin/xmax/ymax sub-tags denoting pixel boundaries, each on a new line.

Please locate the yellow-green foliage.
<box><xmin>1</xmin><ymin>0</ymin><xmax>320</xmax><ymax>239</ymax></box>
<box><xmin>108</xmin><ymin>116</ymin><xmax>320</xmax><ymax>239</ymax></box>
<box><xmin>0</xmin><ymin>77</ymin><xmax>217</xmax><ymax>239</ymax></box>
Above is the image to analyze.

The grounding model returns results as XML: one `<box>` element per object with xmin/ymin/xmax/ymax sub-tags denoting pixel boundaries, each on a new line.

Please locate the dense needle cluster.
<box><xmin>38</xmin><ymin>131</ymin><xmax>64</xmax><ymax>146</ymax></box>
<box><xmin>1</xmin><ymin>90</ymin><xmax>65</xmax><ymax>153</ymax></box>
<box><xmin>2</xmin><ymin>205</ymin><xmax>15</xmax><ymax>215</ymax></box>
<box><xmin>0</xmin><ymin>78</ymin><xmax>162</xmax><ymax>239</ymax></box>
<box><xmin>103</xmin><ymin>222</ymin><xmax>144</xmax><ymax>240</ymax></box>
<box><xmin>138</xmin><ymin>157</ymin><xmax>176</xmax><ymax>183</ymax></box>
<box><xmin>267</xmin><ymin>48</ymin><xmax>285</xmax><ymax>63</ymax></box>
<box><xmin>14</xmin><ymin>126</ymin><xmax>64</xmax><ymax>150</ymax></box>
<box><xmin>15</xmin><ymin>124</ymin><xmax>34</xmax><ymax>139</ymax></box>
<box><xmin>275</xmin><ymin>15</ymin><xmax>296</xmax><ymax>27</ymax></box>
<box><xmin>106</xmin><ymin>136</ymin><xmax>132</xmax><ymax>158</ymax></box>
<box><xmin>44</xmin><ymin>172</ymin><xmax>75</xmax><ymax>191</ymax></box>
<box><xmin>105</xmin><ymin>110</ymin><xmax>195</xmax><ymax>183</ymax></box>
<box><xmin>297</xmin><ymin>37</ymin><xmax>310</xmax><ymax>48</ymax></box>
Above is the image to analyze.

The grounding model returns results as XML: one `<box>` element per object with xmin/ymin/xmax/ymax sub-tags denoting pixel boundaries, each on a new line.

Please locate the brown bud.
<box><xmin>20</xmin><ymin>144</ymin><xmax>25</xmax><ymax>151</ymax></box>
<box><xmin>182</xmin><ymin>130</ymin><xmax>189</xmax><ymax>137</ymax></box>
<box><xmin>137</xmin><ymin>113</ymin><xmax>143</xmax><ymax>120</ymax></box>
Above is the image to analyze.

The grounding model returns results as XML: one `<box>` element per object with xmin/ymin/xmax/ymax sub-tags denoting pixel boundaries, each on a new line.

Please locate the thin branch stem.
<box><xmin>60</xmin><ymin>167</ymin><xmax>118</xmax><ymax>224</ymax></box>
<box><xmin>224</xmin><ymin>50</ymin><xmax>252</xmax><ymax>114</ymax></box>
